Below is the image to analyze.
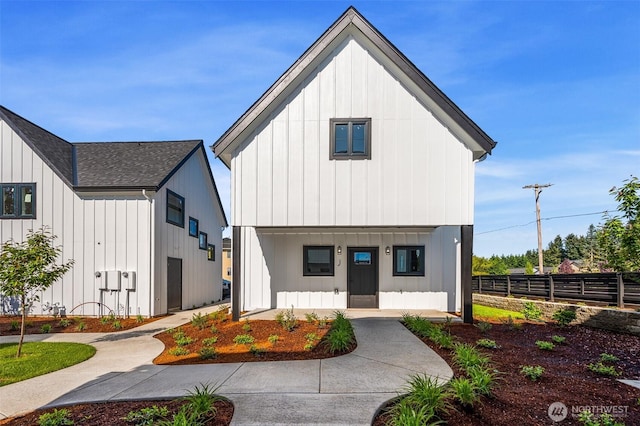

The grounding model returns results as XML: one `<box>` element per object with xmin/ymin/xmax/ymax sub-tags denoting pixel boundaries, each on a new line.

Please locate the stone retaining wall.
<box><xmin>473</xmin><ymin>293</ymin><xmax>640</xmax><ymax>336</ymax></box>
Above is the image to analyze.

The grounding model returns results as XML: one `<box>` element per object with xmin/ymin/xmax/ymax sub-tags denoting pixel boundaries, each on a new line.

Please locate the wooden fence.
<box><xmin>472</xmin><ymin>273</ymin><xmax>640</xmax><ymax>307</ymax></box>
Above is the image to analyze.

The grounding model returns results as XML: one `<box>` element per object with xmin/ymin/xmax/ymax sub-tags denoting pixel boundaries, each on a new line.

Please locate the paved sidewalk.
<box><xmin>0</xmin><ymin>307</ymin><xmax>453</xmax><ymax>425</ymax></box>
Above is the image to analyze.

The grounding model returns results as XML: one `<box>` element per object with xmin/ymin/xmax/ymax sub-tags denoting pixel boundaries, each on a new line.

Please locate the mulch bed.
<box><xmin>0</xmin><ymin>315</ymin><xmax>162</xmax><ymax>335</ymax></box>
<box><xmin>373</xmin><ymin>320</ymin><xmax>640</xmax><ymax>425</ymax></box>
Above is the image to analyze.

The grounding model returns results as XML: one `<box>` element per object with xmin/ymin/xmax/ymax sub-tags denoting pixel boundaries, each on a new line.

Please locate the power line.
<box><xmin>475</xmin><ymin>210</ymin><xmax>612</xmax><ymax>236</ymax></box>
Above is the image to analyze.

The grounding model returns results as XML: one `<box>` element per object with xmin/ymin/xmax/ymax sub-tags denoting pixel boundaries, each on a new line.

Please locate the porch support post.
<box><xmin>461</xmin><ymin>225</ymin><xmax>473</xmax><ymax>324</ymax></box>
<box><xmin>232</xmin><ymin>226</ymin><xmax>241</xmax><ymax>322</ymax></box>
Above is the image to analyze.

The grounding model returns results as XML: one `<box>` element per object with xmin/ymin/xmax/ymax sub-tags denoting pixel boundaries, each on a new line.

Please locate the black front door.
<box><xmin>347</xmin><ymin>247</ymin><xmax>378</xmax><ymax>308</ymax></box>
<box><xmin>167</xmin><ymin>257</ymin><xmax>182</xmax><ymax>311</ymax></box>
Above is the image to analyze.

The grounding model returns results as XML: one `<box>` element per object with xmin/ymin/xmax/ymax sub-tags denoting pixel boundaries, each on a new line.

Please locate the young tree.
<box><xmin>0</xmin><ymin>228</ymin><xmax>74</xmax><ymax>357</ymax></box>
<box><xmin>525</xmin><ymin>260</ymin><xmax>535</xmax><ymax>275</ymax></box>
<box><xmin>598</xmin><ymin>176</ymin><xmax>640</xmax><ymax>272</ymax></box>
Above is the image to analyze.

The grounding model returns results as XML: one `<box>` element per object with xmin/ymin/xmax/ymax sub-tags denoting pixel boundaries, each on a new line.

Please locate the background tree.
<box><xmin>525</xmin><ymin>260</ymin><xmax>534</xmax><ymax>274</ymax></box>
<box><xmin>598</xmin><ymin>175</ymin><xmax>640</xmax><ymax>272</ymax></box>
<box><xmin>544</xmin><ymin>235</ymin><xmax>566</xmax><ymax>267</ymax></box>
<box><xmin>0</xmin><ymin>228</ymin><xmax>74</xmax><ymax>357</ymax></box>
<box><xmin>564</xmin><ymin>233</ymin><xmax>586</xmax><ymax>260</ymax></box>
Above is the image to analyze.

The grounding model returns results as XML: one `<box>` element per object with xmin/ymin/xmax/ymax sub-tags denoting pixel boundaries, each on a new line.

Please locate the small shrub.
<box><xmin>268</xmin><ymin>334</ymin><xmax>279</xmax><ymax>345</ymax></box>
<box><xmin>522</xmin><ymin>301</ymin><xmax>542</xmax><ymax>320</ymax></box>
<box><xmin>474</xmin><ymin>321</ymin><xmax>492</xmax><ymax>334</ymax></box>
<box><xmin>305</xmin><ymin>312</ymin><xmax>319</xmax><ymax>323</ymax></box>
<box><xmin>318</xmin><ymin>316</ymin><xmax>329</xmax><ymax>328</ymax></box>
<box><xmin>249</xmin><ymin>345</ymin><xmax>265</xmax><ymax>356</ymax></box>
<box><xmin>502</xmin><ymin>315</ymin><xmax>522</xmax><ymax>330</ymax></box>
<box><xmin>136</xmin><ymin>314</ymin><xmax>144</xmax><ymax>323</ymax></box>
<box><xmin>175</xmin><ymin>335</ymin><xmax>194</xmax><ymax>347</ymax></box>
<box><xmin>304</xmin><ymin>342</ymin><xmax>314</xmax><ymax>351</ymax></box>
<box><xmin>387</xmin><ymin>398</ymin><xmax>439</xmax><ymax>426</ymax></box>
<box><xmin>402</xmin><ymin>373</ymin><xmax>451</xmax><ymax>414</ymax></box>
<box><xmin>587</xmin><ymin>362</ymin><xmax>621</xmax><ymax>377</ymax></box>
<box><xmin>182</xmin><ymin>383</ymin><xmax>221</xmax><ymax>419</ymax></box>
<box><xmin>191</xmin><ymin>312</ymin><xmax>208</xmax><ymax>330</ymax></box>
<box><xmin>41</xmin><ymin>324</ymin><xmax>52</xmax><ymax>333</ymax></box>
<box><xmin>599</xmin><ymin>353</ymin><xmax>619</xmax><ymax>363</ymax></box>
<box><xmin>242</xmin><ymin>320</ymin><xmax>251</xmax><ymax>332</ymax></box>
<box><xmin>552</xmin><ymin>308</ymin><xmax>576</xmax><ymax>326</ymax></box>
<box><xmin>551</xmin><ymin>335</ymin><xmax>566</xmax><ymax>344</ymax></box>
<box><xmin>169</xmin><ymin>347</ymin><xmax>190</xmax><ymax>356</ymax></box>
<box><xmin>476</xmin><ymin>338</ymin><xmax>499</xmax><ymax>349</ymax></box>
<box><xmin>323</xmin><ymin>311</ymin><xmax>355</xmax><ymax>354</ymax></box>
<box><xmin>449</xmin><ymin>377</ymin><xmax>479</xmax><ymax>407</ymax></box>
<box><xmin>305</xmin><ymin>332</ymin><xmax>319</xmax><ymax>342</ymax></box>
<box><xmin>112</xmin><ymin>320</ymin><xmax>122</xmax><ymax>330</ymax></box>
<box><xmin>198</xmin><ymin>347</ymin><xmax>217</xmax><ymax>360</ymax></box>
<box><xmin>233</xmin><ymin>334</ymin><xmax>255</xmax><ymax>345</ymax></box>
<box><xmin>535</xmin><ymin>340</ymin><xmax>554</xmax><ymax>351</ymax></box>
<box><xmin>467</xmin><ymin>366</ymin><xmax>498</xmax><ymax>396</ymax></box>
<box><xmin>577</xmin><ymin>410</ymin><xmax>625</xmax><ymax>426</ymax></box>
<box><xmin>431</xmin><ymin>330</ymin><xmax>456</xmax><ymax>349</ymax></box>
<box><xmin>210</xmin><ymin>324</ymin><xmax>218</xmax><ymax>334</ymax></box>
<box><xmin>10</xmin><ymin>320</ymin><xmax>19</xmax><ymax>331</ymax></box>
<box><xmin>76</xmin><ymin>321</ymin><xmax>86</xmax><ymax>331</ymax></box>
<box><xmin>202</xmin><ymin>337</ymin><xmax>218</xmax><ymax>346</ymax></box>
<box><xmin>123</xmin><ymin>405</ymin><xmax>169</xmax><ymax>425</ymax></box>
<box><xmin>108</xmin><ymin>312</ymin><xmax>116</xmax><ymax>322</ymax></box>
<box><xmin>38</xmin><ymin>408</ymin><xmax>74</xmax><ymax>426</ymax></box>
<box><xmin>100</xmin><ymin>316</ymin><xmax>110</xmax><ymax>325</ymax></box>
<box><xmin>452</xmin><ymin>343</ymin><xmax>490</xmax><ymax>371</ymax></box>
<box><xmin>275</xmin><ymin>305</ymin><xmax>298</xmax><ymax>331</ymax></box>
<box><xmin>521</xmin><ymin>365</ymin><xmax>544</xmax><ymax>381</ymax></box>
<box><xmin>58</xmin><ymin>318</ymin><xmax>71</xmax><ymax>328</ymax></box>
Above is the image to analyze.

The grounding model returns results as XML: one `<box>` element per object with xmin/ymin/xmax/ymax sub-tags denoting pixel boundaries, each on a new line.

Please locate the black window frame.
<box><xmin>166</xmin><ymin>189</ymin><xmax>185</xmax><ymax>228</ymax></box>
<box><xmin>393</xmin><ymin>245</ymin><xmax>426</xmax><ymax>276</ymax></box>
<box><xmin>303</xmin><ymin>245</ymin><xmax>335</xmax><ymax>276</ymax></box>
<box><xmin>1</xmin><ymin>183</ymin><xmax>36</xmax><ymax>219</ymax></box>
<box><xmin>188</xmin><ymin>217</ymin><xmax>199</xmax><ymax>237</ymax></box>
<box><xmin>199</xmin><ymin>232</ymin><xmax>208</xmax><ymax>250</ymax></box>
<box><xmin>207</xmin><ymin>244</ymin><xmax>215</xmax><ymax>261</ymax></box>
<box><xmin>330</xmin><ymin>118</ymin><xmax>371</xmax><ymax>160</ymax></box>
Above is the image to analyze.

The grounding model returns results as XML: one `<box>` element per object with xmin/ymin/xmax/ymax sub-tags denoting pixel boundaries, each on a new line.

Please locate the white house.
<box><xmin>213</xmin><ymin>7</ymin><xmax>496</xmax><ymax>322</ymax></box>
<box><xmin>0</xmin><ymin>106</ymin><xmax>228</xmax><ymax>317</ymax></box>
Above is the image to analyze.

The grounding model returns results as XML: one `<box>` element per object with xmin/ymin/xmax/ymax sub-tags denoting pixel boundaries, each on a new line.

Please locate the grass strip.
<box><xmin>0</xmin><ymin>342</ymin><xmax>96</xmax><ymax>386</ymax></box>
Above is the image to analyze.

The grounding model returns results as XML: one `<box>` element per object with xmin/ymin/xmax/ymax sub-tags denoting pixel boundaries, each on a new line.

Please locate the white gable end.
<box><xmin>231</xmin><ymin>33</ymin><xmax>475</xmax><ymax>228</ymax></box>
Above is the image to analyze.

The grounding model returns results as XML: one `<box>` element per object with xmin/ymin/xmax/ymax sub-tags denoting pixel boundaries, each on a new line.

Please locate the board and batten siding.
<box><xmin>0</xmin><ymin>120</ymin><xmax>153</xmax><ymax>316</ymax></box>
<box><xmin>231</xmin><ymin>35</ymin><xmax>475</xmax><ymax>228</ymax></box>
<box><xmin>237</xmin><ymin>226</ymin><xmax>461</xmax><ymax>312</ymax></box>
<box><xmin>153</xmin><ymin>151</ymin><xmax>224</xmax><ymax>314</ymax></box>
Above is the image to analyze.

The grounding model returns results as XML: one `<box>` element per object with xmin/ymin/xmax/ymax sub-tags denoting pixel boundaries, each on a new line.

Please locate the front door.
<box><xmin>347</xmin><ymin>247</ymin><xmax>378</xmax><ymax>308</ymax></box>
<box><xmin>167</xmin><ymin>257</ymin><xmax>182</xmax><ymax>311</ymax></box>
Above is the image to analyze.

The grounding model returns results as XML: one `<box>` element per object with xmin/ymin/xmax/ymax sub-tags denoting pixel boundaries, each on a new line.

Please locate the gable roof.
<box><xmin>0</xmin><ymin>105</ymin><xmax>228</xmax><ymax>226</ymax></box>
<box><xmin>212</xmin><ymin>6</ymin><xmax>497</xmax><ymax>166</ymax></box>
<box><xmin>0</xmin><ymin>105</ymin><xmax>74</xmax><ymax>186</ymax></box>
<box><xmin>73</xmin><ymin>140</ymin><xmax>201</xmax><ymax>190</ymax></box>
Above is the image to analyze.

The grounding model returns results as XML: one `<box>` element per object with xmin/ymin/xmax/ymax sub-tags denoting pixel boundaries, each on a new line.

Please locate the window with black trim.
<box><xmin>207</xmin><ymin>244</ymin><xmax>215</xmax><ymax>261</ymax></box>
<box><xmin>199</xmin><ymin>232</ymin><xmax>208</xmax><ymax>250</ymax></box>
<box><xmin>303</xmin><ymin>246</ymin><xmax>334</xmax><ymax>276</ymax></box>
<box><xmin>189</xmin><ymin>217</ymin><xmax>199</xmax><ymax>237</ymax></box>
<box><xmin>166</xmin><ymin>189</ymin><xmax>185</xmax><ymax>227</ymax></box>
<box><xmin>330</xmin><ymin>118</ymin><xmax>371</xmax><ymax>159</ymax></box>
<box><xmin>393</xmin><ymin>246</ymin><xmax>425</xmax><ymax>276</ymax></box>
<box><xmin>1</xmin><ymin>183</ymin><xmax>36</xmax><ymax>219</ymax></box>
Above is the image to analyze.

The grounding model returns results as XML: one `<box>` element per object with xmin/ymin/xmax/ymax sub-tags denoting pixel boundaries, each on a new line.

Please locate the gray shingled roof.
<box><xmin>0</xmin><ymin>106</ymin><xmax>74</xmax><ymax>186</ymax></box>
<box><xmin>74</xmin><ymin>140</ymin><xmax>201</xmax><ymax>189</ymax></box>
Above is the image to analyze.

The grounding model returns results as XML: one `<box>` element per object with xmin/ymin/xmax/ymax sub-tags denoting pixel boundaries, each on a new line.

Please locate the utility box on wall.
<box><xmin>122</xmin><ymin>271</ymin><xmax>136</xmax><ymax>291</ymax></box>
<box><xmin>97</xmin><ymin>271</ymin><xmax>122</xmax><ymax>291</ymax></box>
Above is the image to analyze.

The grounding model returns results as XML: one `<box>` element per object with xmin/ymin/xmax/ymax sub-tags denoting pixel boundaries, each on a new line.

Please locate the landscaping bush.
<box><xmin>522</xmin><ymin>301</ymin><xmax>542</xmax><ymax>320</ymax></box>
<box><xmin>552</xmin><ymin>308</ymin><xmax>576</xmax><ymax>326</ymax></box>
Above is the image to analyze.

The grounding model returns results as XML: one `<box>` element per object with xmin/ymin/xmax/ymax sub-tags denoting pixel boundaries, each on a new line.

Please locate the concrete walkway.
<box><xmin>0</xmin><ymin>306</ymin><xmax>453</xmax><ymax>425</ymax></box>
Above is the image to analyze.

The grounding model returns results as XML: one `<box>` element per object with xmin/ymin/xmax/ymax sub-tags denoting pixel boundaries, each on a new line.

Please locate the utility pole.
<box><xmin>523</xmin><ymin>183</ymin><xmax>553</xmax><ymax>275</ymax></box>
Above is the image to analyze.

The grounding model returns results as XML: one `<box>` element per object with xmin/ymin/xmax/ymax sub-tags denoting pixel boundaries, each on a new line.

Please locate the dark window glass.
<box><xmin>334</xmin><ymin>124</ymin><xmax>349</xmax><ymax>153</ymax></box>
<box><xmin>351</xmin><ymin>123</ymin><xmax>366</xmax><ymax>153</ymax></box>
<box><xmin>393</xmin><ymin>246</ymin><xmax>425</xmax><ymax>276</ymax></box>
<box><xmin>354</xmin><ymin>251</ymin><xmax>371</xmax><ymax>264</ymax></box>
<box><xmin>330</xmin><ymin>118</ymin><xmax>371</xmax><ymax>159</ymax></box>
<box><xmin>189</xmin><ymin>217</ymin><xmax>199</xmax><ymax>237</ymax></box>
<box><xmin>199</xmin><ymin>232</ymin><xmax>208</xmax><ymax>250</ymax></box>
<box><xmin>303</xmin><ymin>246</ymin><xmax>335</xmax><ymax>276</ymax></box>
<box><xmin>1</xmin><ymin>183</ymin><xmax>35</xmax><ymax>219</ymax></box>
<box><xmin>166</xmin><ymin>189</ymin><xmax>185</xmax><ymax>227</ymax></box>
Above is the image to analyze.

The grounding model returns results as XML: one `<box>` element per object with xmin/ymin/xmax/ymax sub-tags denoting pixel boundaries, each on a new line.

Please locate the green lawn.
<box><xmin>0</xmin><ymin>342</ymin><xmax>96</xmax><ymax>386</ymax></box>
<box><xmin>473</xmin><ymin>304</ymin><xmax>524</xmax><ymax>320</ymax></box>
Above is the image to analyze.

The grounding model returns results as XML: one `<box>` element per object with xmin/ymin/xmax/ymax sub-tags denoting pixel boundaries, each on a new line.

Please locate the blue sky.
<box><xmin>1</xmin><ymin>1</ymin><xmax>638</xmax><ymax>257</ymax></box>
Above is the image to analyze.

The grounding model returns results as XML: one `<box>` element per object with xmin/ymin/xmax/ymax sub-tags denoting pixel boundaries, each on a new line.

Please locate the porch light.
<box><xmin>337</xmin><ymin>246</ymin><xmax>342</xmax><ymax>255</ymax></box>
<box><xmin>385</xmin><ymin>246</ymin><xmax>391</xmax><ymax>255</ymax></box>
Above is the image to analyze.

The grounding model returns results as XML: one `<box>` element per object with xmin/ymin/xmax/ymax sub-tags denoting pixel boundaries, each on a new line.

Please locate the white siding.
<box><xmin>237</xmin><ymin>226</ymin><xmax>461</xmax><ymax>312</ymax></box>
<box><xmin>153</xmin><ymin>151</ymin><xmax>224</xmax><ymax>313</ymax></box>
<box><xmin>0</xmin><ymin>121</ymin><xmax>225</xmax><ymax>317</ymax></box>
<box><xmin>231</xmin><ymin>35</ymin><xmax>476</xmax><ymax>228</ymax></box>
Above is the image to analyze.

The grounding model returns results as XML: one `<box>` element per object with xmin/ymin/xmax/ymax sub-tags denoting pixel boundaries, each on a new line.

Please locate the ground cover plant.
<box><xmin>0</xmin><ymin>342</ymin><xmax>96</xmax><ymax>386</ymax></box>
<box><xmin>153</xmin><ymin>309</ymin><xmax>356</xmax><ymax>365</ymax></box>
<box><xmin>472</xmin><ymin>304</ymin><xmax>524</xmax><ymax>321</ymax></box>
<box><xmin>375</xmin><ymin>311</ymin><xmax>640</xmax><ymax>425</ymax></box>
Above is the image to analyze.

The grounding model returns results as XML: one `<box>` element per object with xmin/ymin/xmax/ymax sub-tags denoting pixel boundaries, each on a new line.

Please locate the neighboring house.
<box><xmin>222</xmin><ymin>237</ymin><xmax>232</xmax><ymax>282</ymax></box>
<box><xmin>212</xmin><ymin>7</ymin><xmax>496</xmax><ymax>322</ymax></box>
<box><xmin>0</xmin><ymin>106</ymin><xmax>227</xmax><ymax>317</ymax></box>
